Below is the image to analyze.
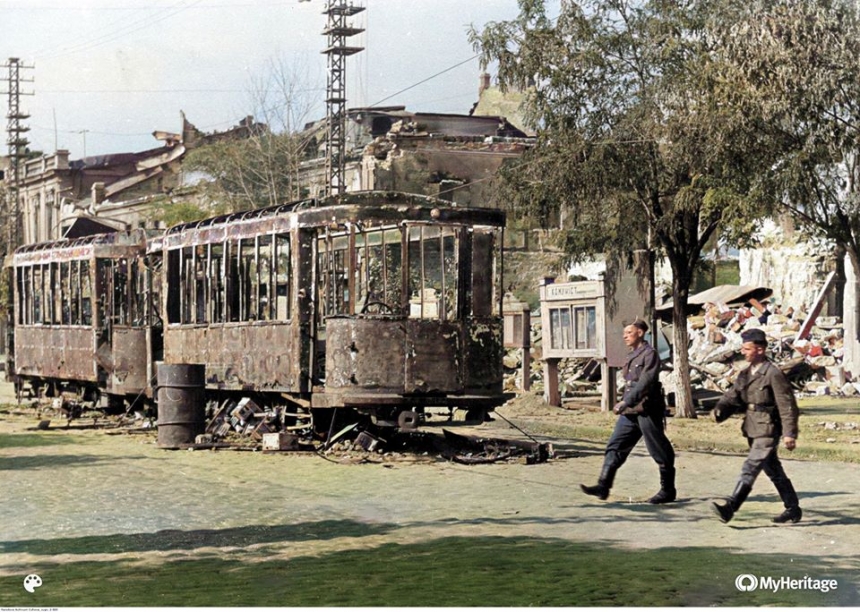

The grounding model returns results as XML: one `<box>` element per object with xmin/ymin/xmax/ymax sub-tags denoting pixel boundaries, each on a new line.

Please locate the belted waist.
<box><xmin>747</xmin><ymin>403</ymin><xmax>773</xmax><ymax>412</ymax></box>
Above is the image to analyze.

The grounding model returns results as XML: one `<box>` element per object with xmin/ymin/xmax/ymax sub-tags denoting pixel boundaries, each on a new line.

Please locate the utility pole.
<box><xmin>321</xmin><ymin>0</ymin><xmax>364</xmax><ymax>196</ymax></box>
<box><xmin>78</xmin><ymin>129</ymin><xmax>89</xmax><ymax>157</ymax></box>
<box><xmin>3</xmin><ymin>57</ymin><xmax>34</xmax><ymax>251</ymax></box>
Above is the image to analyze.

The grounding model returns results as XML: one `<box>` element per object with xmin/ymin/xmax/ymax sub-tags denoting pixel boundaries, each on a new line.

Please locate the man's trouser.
<box><xmin>739</xmin><ymin>436</ymin><xmax>799</xmax><ymax>509</ymax></box>
<box><xmin>602</xmin><ymin>412</ymin><xmax>675</xmax><ymax>471</ymax></box>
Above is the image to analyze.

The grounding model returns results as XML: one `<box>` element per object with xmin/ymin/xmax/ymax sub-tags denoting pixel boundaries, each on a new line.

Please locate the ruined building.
<box><xmin>5</xmin><ymin>114</ymin><xmax>266</xmax><ymax>244</ymax></box>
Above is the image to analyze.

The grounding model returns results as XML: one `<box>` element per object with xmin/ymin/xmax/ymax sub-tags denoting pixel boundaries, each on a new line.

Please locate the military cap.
<box><xmin>741</xmin><ymin>328</ymin><xmax>767</xmax><ymax>346</ymax></box>
<box><xmin>630</xmin><ymin>319</ymin><xmax>648</xmax><ymax>332</ymax></box>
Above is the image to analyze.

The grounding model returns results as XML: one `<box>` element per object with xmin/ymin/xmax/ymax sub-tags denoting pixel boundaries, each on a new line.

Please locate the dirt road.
<box><xmin>2</xmin><ymin>383</ymin><xmax>859</xmax><ymax>603</ymax></box>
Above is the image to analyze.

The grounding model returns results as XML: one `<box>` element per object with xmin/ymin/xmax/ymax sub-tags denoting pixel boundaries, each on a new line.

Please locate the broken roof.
<box><xmin>657</xmin><ymin>284</ymin><xmax>774</xmax><ymax>315</ymax></box>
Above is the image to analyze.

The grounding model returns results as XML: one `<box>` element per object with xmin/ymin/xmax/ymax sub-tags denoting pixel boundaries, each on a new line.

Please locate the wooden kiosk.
<box><xmin>539</xmin><ymin>257</ymin><xmax>651</xmax><ymax>410</ymax></box>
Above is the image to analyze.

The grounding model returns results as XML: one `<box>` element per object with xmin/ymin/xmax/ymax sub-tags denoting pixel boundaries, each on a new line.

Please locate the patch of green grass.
<box><xmin>798</xmin><ymin>396</ymin><xmax>860</xmax><ymax>416</ymax></box>
<box><xmin>0</xmin><ymin>432</ymin><xmax>91</xmax><ymax>450</ymax></box>
<box><xmin>515</xmin><ymin>401</ymin><xmax>860</xmax><ymax>463</ymax></box>
<box><xmin>0</xmin><ymin>537</ymin><xmax>855</xmax><ymax>607</ymax></box>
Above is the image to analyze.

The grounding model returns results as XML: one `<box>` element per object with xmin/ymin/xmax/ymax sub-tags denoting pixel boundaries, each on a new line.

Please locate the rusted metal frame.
<box><xmin>253</xmin><ymin>235</ymin><xmax>261</xmax><ymax>321</ymax></box>
<box><xmin>23</xmin><ymin>266</ymin><xmax>32</xmax><ymax>324</ymax></box>
<box><xmin>457</xmin><ymin>226</ymin><xmax>470</xmax><ymax>320</ymax></box>
<box><xmin>214</xmin><ymin>242</ymin><xmax>225</xmax><ymax>323</ymax></box>
<box><xmin>262</xmin><ymin>234</ymin><xmax>272</xmax><ymax>321</ymax></box>
<box><xmin>419</xmin><ymin>225</ymin><xmax>426</xmax><ymax>319</ymax></box>
<box><xmin>471</xmin><ymin>231</ymin><xmax>494</xmax><ymax>318</ymax></box>
<box><xmin>400</xmin><ymin>224</ymin><xmax>409</xmax><ymax>314</ymax></box>
<box><xmin>348</xmin><ymin>225</ymin><xmax>356</xmax><ymax>315</ymax></box>
<box><xmin>323</xmin><ymin>228</ymin><xmax>332</xmax><ymax>321</ymax></box>
<box><xmin>178</xmin><ymin>248</ymin><xmax>187</xmax><ymax>324</ymax></box>
<box><xmin>46</xmin><ymin>262</ymin><xmax>54</xmax><ymax>324</ymax></box>
<box><xmin>298</xmin><ymin>229</ymin><xmax>315</xmax><ymax>393</ymax></box>
<box><xmin>81</xmin><ymin>259</ymin><xmax>94</xmax><ymax>327</ymax></box>
<box><xmin>239</xmin><ymin>238</ymin><xmax>248</xmax><ymax>322</ymax></box>
<box><xmin>274</xmin><ymin>234</ymin><xmax>289</xmax><ymax>322</ymax></box>
<box><xmin>381</xmin><ymin>228</ymin><xmax>388</xmax><ymax>305</ymax></box>
<box><xmin>497</xmin><ymin>227</ymin><xmax>505</xmax><ymax>318</ymax></box>
<box><xmin>360</xmin><ymin>229</ymin><xmax>369</xmax><ymax>312</ymax></box>
<box><xmin>70</xmin><ymin>261</ymin><xmax>78</xmax><ymax>325</ymax></box>
<box><xmin>293</xmin><ymin>202</ymin><xmax>506</xmax><ymax>230</ymax></box>
<box><xmin>439</xmin><ymin>230</ymin><xmax>447</xmax><ymax>321</ymax></box>
<box><xmin>224</xmin><ymin>240</ymin><xmax>234</xmax><ymax>323</ymax></box>
<box><xmin>205</xmin><ymin>243</ymin><xmax>213</xmax><ymax>324</ymax></box>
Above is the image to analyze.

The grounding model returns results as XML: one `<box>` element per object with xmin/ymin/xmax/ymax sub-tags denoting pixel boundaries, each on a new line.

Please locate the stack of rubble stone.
<box><xmin>503</xmin><ymin>301</ymin><xmax>853</xmax><ymax>399</ymax></box>
<box><xmin>687</xmin><ymin>301</ymin><xmax>849</xmax><ymax>396</ymax></box>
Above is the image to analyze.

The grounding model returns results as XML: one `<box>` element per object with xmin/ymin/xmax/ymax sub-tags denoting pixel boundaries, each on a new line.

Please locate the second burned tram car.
<box><xmin>9</xmin><ymin>191</ymin><xmax>508</xmax><ymax>432</ymax></box>
<box><xmin>9</xmin><ymin>230</ymin><xmax>161</xmax><ymax>410</ymax></box>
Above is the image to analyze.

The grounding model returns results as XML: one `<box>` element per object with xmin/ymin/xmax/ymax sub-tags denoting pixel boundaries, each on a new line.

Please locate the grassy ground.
<box><xmin>1</xmin><ymin>536</ymin><xmax>855</xmax><ymax>607</ymax></box>
<box><xmin>508</xmin><ymin>396</ymin><xmax>860</xmax><ymax>464</ymax></box>
<box><xmin>2</xmin><ymin>397</ymin><xmax>858</xmax><ymax>607</ymax></box>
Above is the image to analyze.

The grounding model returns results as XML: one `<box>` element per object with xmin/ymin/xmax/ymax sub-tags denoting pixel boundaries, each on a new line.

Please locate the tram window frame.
<box><xmin>80</xmin><ymin>260</ymin><xmax>93</xmax><ymax>326</ymax></box>
<box><xmin>317</xmin><ymin>231</ymin><xmax>350</xmax><ymax>320</ymax></box>
<box><xmin>352</xmin><ymin>226</ymin><xmax>404</xmax><ymax>316</ymax></box>
<box><xmin>405</xmin><ymin>224</ymin><xmax>460</xmax><ymax>320</ymax></box>
<box><xmin>256</xmin><ymin>235</ymin><xmax>274</xmax><ymax>321</ymax></box>
<box><xmin>51</xmin><ymin>262</ymin><xmax>62</xmax><ymax>324</ymax></box>
<box><xmin>70</xmin><ymin>261</ymin><xmax>81</xmax><ymax>325</ymax></box>
<box><xmin>167</xmin><ymin>233</ymin><xmax>293</xmax><ymax>326</ymax></box>
<box><xmin>166</xmin><ymin>250</ymin><xmax>181</xmax><ymax>324</ymax></box>
<box><xmin>16</xmin><ymin>267</ymin><xmax>27</xmax><ymax>325</ymax></box>
<box><xmin>274</xmin><ymin>234</ymin><xmax>291</xmax><ymax>321</ymax></box>
<box><xmin>210</xmin><ymin>243</ymin><xmax>226</xmax><ymax>323</ymax></box>
<box><xmin>194</xmin><ymin>246</ymin><xmax>208</xmax><ymax>324</ymax></box>
<box><xmin>32</xmin><ymin>265</ymin><xmax>43</xmax><ymax>324</ymax></box>
<box><xmin>60</xmin><ymin>261</ymin><xmax>71</xmax><ymax>325</ymax></box>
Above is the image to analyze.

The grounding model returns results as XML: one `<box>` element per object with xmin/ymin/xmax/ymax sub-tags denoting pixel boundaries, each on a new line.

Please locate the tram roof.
<box><xmin>163</xmin><ymin>191</ymin><xmax>506</xmax><ymax>238</ymax></box>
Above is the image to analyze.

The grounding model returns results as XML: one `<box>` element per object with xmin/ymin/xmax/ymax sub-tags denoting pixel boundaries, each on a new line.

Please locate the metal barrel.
<box><xmin>156</xmin><ymin>363</ymin><xmax>206</xmax><ymax>449</ymax></box>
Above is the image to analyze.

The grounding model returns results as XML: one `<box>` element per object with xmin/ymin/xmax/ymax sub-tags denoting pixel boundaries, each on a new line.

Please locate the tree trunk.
<box><xmin>843</xmin><ymin>249</ymin><xmax>860</xmax><ymax>380</ymax></box>
<box><xmin>671</xmin><ymin>270</ymin><xmax>697</xmax><ymax>418</ymax></box>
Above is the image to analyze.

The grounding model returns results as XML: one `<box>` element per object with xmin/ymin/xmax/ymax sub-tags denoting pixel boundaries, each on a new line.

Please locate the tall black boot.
<box><xmin>712</xmin><ymin>481</ymin><xmax>752</xmax><ymax>523</ymax></box>
<box><xmin>771</xmin><ymin>477</ymin><xmax>802</xmax><ymax>523</ymax></box>
<box><xmin>649</xmin><ymin>466</ymin><xmax>677</xmax><ymax>504</ymax></box>
<box><xmin>580</xmin><ymin>464</ymin><xmax>617</xmax><ymax>500</ymax></box>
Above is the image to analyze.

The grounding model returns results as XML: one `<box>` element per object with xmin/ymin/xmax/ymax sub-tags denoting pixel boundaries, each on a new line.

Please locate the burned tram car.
<box><xmin>10</xmin><ymin>230</ymin><xmax>161</xmax><ymax>410</ymax></box>
<box><xmin>9</xmin><ymin>191</ymin><xmax>508</xmax><ymax>434</ymax></box>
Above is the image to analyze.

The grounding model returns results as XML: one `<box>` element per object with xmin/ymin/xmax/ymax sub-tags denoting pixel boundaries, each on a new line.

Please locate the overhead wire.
<box><xmin>33</xmin><ymin>0</ymin><xmax>206</xmax><ymax>61</ymax></box>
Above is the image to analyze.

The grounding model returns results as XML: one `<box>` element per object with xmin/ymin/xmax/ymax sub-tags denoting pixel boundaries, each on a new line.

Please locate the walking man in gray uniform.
<box><xmin>711</xmin><ymin>328</ymin><xmax>802</xmax><ymax>524</ymax></box>
<box><xmin>580</xmin><ymin>319</ymin><xmax>677</xmax><ymax>504</ymax></box>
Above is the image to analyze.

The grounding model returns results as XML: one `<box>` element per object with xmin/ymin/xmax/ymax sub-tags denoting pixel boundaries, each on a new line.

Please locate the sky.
<box><xmin>0</xmin><ymin>0</ymin><xmax>523</xmax><ymax>159</ymax></box>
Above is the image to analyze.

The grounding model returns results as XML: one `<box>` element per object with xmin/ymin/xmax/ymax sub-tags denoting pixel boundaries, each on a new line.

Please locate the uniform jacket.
<box><xmin>713</xmin><ymin>360</ymin><xmax>799</xmax><ymax>439</ymax></box>
<box><xmin>619</xmin><ymin>342</ymin><xmax>664</xmax><ymax>416</ymax></box>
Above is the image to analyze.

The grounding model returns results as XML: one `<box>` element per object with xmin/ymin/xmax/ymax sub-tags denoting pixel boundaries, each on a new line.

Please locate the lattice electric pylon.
<box><xmin>3</xmin><ymin>57</ymin><xmax>34</xmax><ymax>250</ymax></box>
<box><xmin>321</xmin><ymin>1</ymin><xmax>364</xmax><ymax>196</ymax></box>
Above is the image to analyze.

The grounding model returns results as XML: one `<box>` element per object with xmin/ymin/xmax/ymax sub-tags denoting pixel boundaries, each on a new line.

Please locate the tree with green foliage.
<box><xmin>710</xmin><ymin>0</ymin><xmax>860</xmax><ymax>375</ymax></box>
<box><xmin>471</xmin><ymin>0</ymin><xmax>773</xmax><ymax>417</ymax></box>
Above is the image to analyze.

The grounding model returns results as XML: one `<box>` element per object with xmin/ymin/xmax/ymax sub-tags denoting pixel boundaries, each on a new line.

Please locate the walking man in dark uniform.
<box><xmin>711</xmin><ymin>328</ymin><xmax>802</xmax><ymax>524</ymax></box>
<box><xmin>580</xmin><ymin>320</ymin><xmax>677</xmax><ymax>504</ymax></box>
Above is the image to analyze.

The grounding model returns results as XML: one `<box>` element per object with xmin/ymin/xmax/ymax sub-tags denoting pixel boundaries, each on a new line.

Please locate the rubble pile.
<box><xmin>502</xmin><ymin>316</ymin><xmax>600</xmax><ymax>396</ymax></box>
<box><xmin>503</xmin><ymin>298</ymin><xmax>854</xmax><ymax>400</ymax></box>
<box><xmin>687</xmin><ymin>302</ymin><xmax>849</xmax><ymax>396</ymax></box>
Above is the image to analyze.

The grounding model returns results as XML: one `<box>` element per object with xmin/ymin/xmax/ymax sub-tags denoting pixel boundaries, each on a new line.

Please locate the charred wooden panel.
<box><xmin>109</xmin><ymin>326</ymin><xmax>149</xmax><ymax>394</ymax></box>
<box><xmin>463</xmin><ymin>319</ymin><xmax>504</xmax><ymax>393</ymax></box>
<box><xmin>16</xmin><ymin>326</ymin><xmax>97</xmax><ymax>382</ymax></box>
<box><xmin>324</xmin><ymin>318</ymin><xmax>465</xmax><ymax>397</ymax></box>
<box><xmin>325</xmin><ymin>317</ymin><xmax>406</xmax><ymax>393</ymax></box>
<box><xmin>403</xmin><ymin>319</ymin><xmax>462</xmax><ymax>393</ymax></box>
<box><xmin>164</xmin><ymin>322</ymin><xmax>300</xmax><ymax>392</ymax></box>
